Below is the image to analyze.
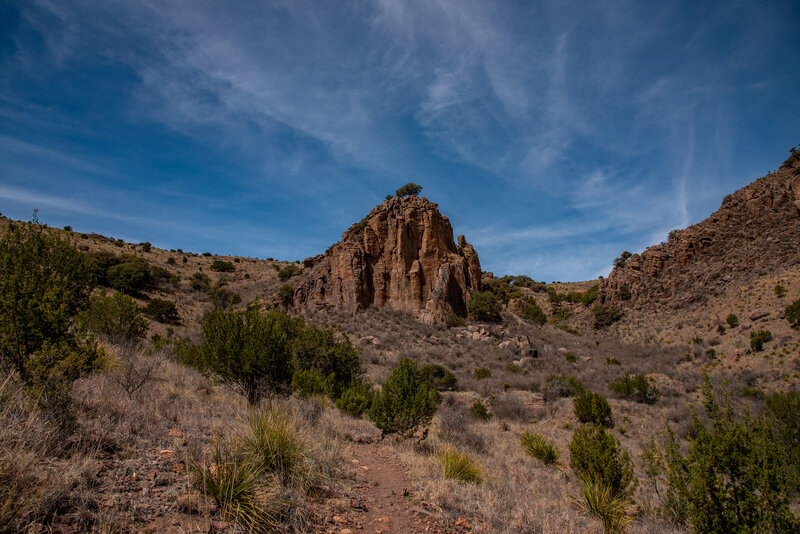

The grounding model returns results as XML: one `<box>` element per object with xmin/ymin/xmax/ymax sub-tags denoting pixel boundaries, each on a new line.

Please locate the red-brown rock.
<box><xmin>292</xmin><ymin>195</ymin><xmax>481</xmax><ymax>323</ymax></box>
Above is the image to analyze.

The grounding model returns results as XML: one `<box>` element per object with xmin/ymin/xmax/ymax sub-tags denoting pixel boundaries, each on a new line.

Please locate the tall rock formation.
<box><xmin>600</xmin><ymin>149</ymin><xmax>800</xmax><ymax>308</ymax></box>
<box><xmin>292</xmin><ymin>195</ymin><xmax>482</xmax><ymax>323</ymax></box>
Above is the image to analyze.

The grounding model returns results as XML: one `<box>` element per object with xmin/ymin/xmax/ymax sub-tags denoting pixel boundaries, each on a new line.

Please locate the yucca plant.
<box><xmin>440</xmin><ymin>446</ymin><xmax>483</xmax><ymax>484</ymax></box>
<box><xmin>520</xmin><ymin>431</ymin><xmax>560</xmax><ymax>465</ymax></box>
<box><xmin>192</xmin><ymin>444</ymin><xmax>277</xmax><ymax>532</ymax></box>
<box><xmin>573</xmin><ymin>475</ymin><xmax>636</xmax><ymax>533</ymax></box>
<box><xmin>239</xmin><ymin>404</ymin><xmax>317</xmax><ymax>488</ymax></box>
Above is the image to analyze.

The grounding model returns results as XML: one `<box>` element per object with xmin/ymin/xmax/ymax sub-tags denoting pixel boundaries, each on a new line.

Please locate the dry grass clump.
<box><xmin>439</xmin><ymin>446</ymin><xmax>483</xmax><ymax>484</ymax></box>
<box><xmin>0</xmin><ymin>375</ymin><xmax>97</xmax><ymax>532</ymax></box>
<box><xmin>520</xmin><ymin>431</ymin><xmax>560</xmax><ymax>465</ymax></box>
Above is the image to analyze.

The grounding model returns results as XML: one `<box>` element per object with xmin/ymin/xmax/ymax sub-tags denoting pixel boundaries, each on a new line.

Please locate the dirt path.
<box><xmin>318</xmin><ymin>442</ymin><xmax>472</xmax><ymax>534</ymax></box>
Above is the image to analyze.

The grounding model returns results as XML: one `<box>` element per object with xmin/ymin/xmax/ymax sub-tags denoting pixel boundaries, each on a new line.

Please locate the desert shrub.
<box><xmin>193</xmin><ymin>444</ymin><xmax>276</xmax><ymax>532</ymax></box>
<box><xmin>201</xmin><ymin>305</ymin><xmax>300</xmax><ymax>404</ymax></box>
<box><xmin>581</xmin><ymin>284</ymin><xmax>600</xmax><ymax>306</ymax></box>
<box><xmin>140</xmin><ymin>242</ymin><xmax>151</xmax><ymax>253</ymax></box>
<box><xmin>277</xmin><ymin>284</ymin><xmax>294</xmax><ymax>306</ymax></box>
<box><xmin>106</xmin><ymin>258</ymin><xmax>148</xmax><ymax>294</ymax></box>
<box><xmin>446</xmin><ymin>312</ymin><xmax>466</xmax><ymax>328</ymax></box>
<box><xmin>543</xmin><ymin>374</ymin><xmax>584</xmax><ymax>401</ymax></box>
<box><xmin>110</xmin><ymin>345</ymin><xmax>161</xmax><ymax>397</ymax></box>
<box><xmin>574</xmin><ymin>389</ymin><xmax>613</xmax><ymax>427</ymax></box>
<box><xmin>368</xmin><ymin>358</ymin><xmax>441</xmax><ymax>437</ymax></box>
<box><xmin>467</xmin><ymin>291</ymin><xmax>502</xmax><ymax>323</ymax></box>
<box><xmin>291</xmin><ymin>324</ymin><xmax>361</xmax><ymax>399</ymax></box>
<box><xmin>483</xmin><ymin>276</ymin><xmax>521</xmax><ymax>304</ymax></box>
<box><xmin>420</xmin><ymin>363</ymin><xmax>458</xmax><ymax>391</ymax></box>
<box><xmin>77</xmin><ymin>291</ymin><xmax>149</xmax><ymax>342</ymax></box>
<box><xmin>277</xmin><ymin>265</ymin><xmax>298</xmax><ymax>282</ymax></box>
<box><xmin>202</xmin><ymin>252</ymin><xmax>212</xmax><ymax>257</ymax></box>
<box><xmin>439</xmin><ymin>447</ymin><xmax>483</xmax><ymax>484</ymax></box>
<box><xmin>521</xmin><ymin>297</ymin><xmax>547</xmax><ymax>325</ymax></box>
<box><xmin>565</xmin><ymin>352</ymin><xmax>578</xmax><ymax>363</ymax></box>
<box><xmin>190</xmin><ymin>272</ymin><xmax>211</xmax><ymax>291</ymax></box>
<box><xmin>726</xmin><ymin>313</ymin><xmax>739</xmax><ymax>328</ymax></box>
<box><xmin>0</xmin><ymin>222</ymin><xmax>93</xmax><ymax>383</ymax></box>
<box><xmin>605</xmin><ymin>357</ymin><xmax>620</xmax><ymax>365</ymax></box>
<box><xmin>210</xmin><ymin>260</ymin><xmax>235</xmax><ymax>272</ymax></box>
<box><xmin>143</xmin><ymin>298</ymin><xmax>179</xmax><ymax>324</ymax></box>
<box><xmin>208</xmin><ymin>284</ymin><xmax>242</xmax><ymax>308</ymax></box>
<box><xmin>765</xmin><ymin>391</ymin><xmax>800</xmax><ymax>494</ymax></box>
<box><xmin>468</xmin><ymin>291</ymin><xmax>502</xmax><ymax>323</ymax></box>
<box><xmin>395</xmin><ymin>182</ymin><xmax>423</xmax><ymax>197</ymax></box>
<box><xmin>290</xmin><ymin>368</ymin><xmax>329</xmax><ymax>398</ymax></box>
<box><xmin>774</xmin><ymin>284</ymin><xmax>787</xmax><ymax>297</ymax></box>
<box><xmin>473</xmin><ymin>367</ymin><xmax>491</xmax><ymax>380</ymax></box>
<box><xmin>592</xmin><ymin>304</ymin><xmax>622</xmax><ymax>328</ymax></box>
<box><xmin>336</xmin><ymin>381</ymin><xmax>374</xmax><ymax>417</ymax></box>
<box><xmin>469</xmin><ymin>400</ymin><xmax>491</xmax><ymax>420</ymax></box>
<box><xmin>26</xmin><ymin>337</ymin><xmax>105</xmax><ymax>417</ymax></box>
<box><xmin>617</xmin><ymin>285</ymin><xmax>632</xmax><ymax>301</ymax></box>
<box><xmin>166</xmin><ymin>256</ymin><xmax>175</xmax><ymax>265</ymax></box>
<box><xmin>608</xmin><ymin>372</ymin><xmax>660</xmax><ymax>404</ymax></box>
<box><xmin>717</xmin><ymin>323</ymin><xmax>726</xmax><ymax>334</ymax></box>
<box><xmin>569</xmin><ymin>423</ymin><xmax>636</xmax><ymax>497</ymax></box>
<box><xmin>520</xmin><ymin>431</ymin><xmax>560</xmax><ymax>465</ymax></box>
<box><xmin>750</xmin><ymin>329</ymin><xmax>772</xmax><ymax>351</ymax></box>
<box><xmin>574</xmin><ymin>475</ymin><xmax>636</xmax><ymax>534</ymax></box>
<box><xmin>785</xmin><ymin>299</ymin><xmax>800</xmax><ymax>327</ymax></box>
<box><xmin>661</xmin><ymin>377</ymin><xmax>798</xmax><ymax>532</ymax></box>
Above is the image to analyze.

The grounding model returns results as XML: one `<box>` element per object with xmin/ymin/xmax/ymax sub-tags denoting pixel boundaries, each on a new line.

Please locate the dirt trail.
<box><xmin>318</xmin><ymin>442</ymin><xmax>471</xmax><ymax>534</ymax></box>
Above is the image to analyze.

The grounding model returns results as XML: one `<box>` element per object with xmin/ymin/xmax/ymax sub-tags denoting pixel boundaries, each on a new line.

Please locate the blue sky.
<box><xmin>1</xmin><ymin>1</ymin><xmax>798</xmax><ymax>281</ymax></box>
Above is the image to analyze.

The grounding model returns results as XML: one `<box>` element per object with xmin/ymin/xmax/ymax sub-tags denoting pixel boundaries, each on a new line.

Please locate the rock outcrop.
<box><xmin>292</xmin><ymin>195</ymin><xmax>482</xmax><ymax>323</ymax></box>
<box><xmin>600</xmin><ymin>150</ymin><xmax>800</xmax><ymax>308</ymax></box>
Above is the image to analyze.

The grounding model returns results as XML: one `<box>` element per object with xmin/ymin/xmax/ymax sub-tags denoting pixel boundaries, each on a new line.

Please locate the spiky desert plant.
<box><xmin>520</xmin><ymin>431</ymin><xmax>560</xmax><ymax>465</ymax></box>
<box><xmin>440</xmin><ymin>446</ymin><xmax>483</xmax><ymax>484</ymax></box>
<box><xmin>573</xmin><ymin>475</ymin><xmax>636</xmax><ymax>533</ymax></box>
<box><xmin>239</xmin><ymin>404</ymin><xmax>318</xmax><ymax>489</ymax></box>
<box><xmin>192</xmin><ymin>444</ymin><xmax>277</xmax><ymax>532</ymax></box>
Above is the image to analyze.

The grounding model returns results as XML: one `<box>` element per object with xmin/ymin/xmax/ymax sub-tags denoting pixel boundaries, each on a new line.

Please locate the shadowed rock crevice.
<box><xmin>293</xmin><ymin>195</ymin><xmax>481</xmax><ymax>323</ymax></box>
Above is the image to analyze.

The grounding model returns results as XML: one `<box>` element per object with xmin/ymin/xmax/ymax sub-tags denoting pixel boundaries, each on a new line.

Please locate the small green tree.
<box><xmin>336</xmin><ymin>380</ymin><xmax>374</xmax><ymax>417</ymax></box>
<box><xmin>765</xmin><ymin>391</ymin><xmax>800</xmax><ymax>495</ymax></box>
<box><xmin>78</xmin><ymin>291</ymin><xmax>149</xmax><ymax>341</ymax></box>
<box><xmin>661</xmin><ymin>377</ymin><xmax>798</xmax><ymax>532</ymax></box>
<box><xmin>468</xmin><ymin>291</ymin><xmax>502</xmax><ymax>323</ymax></box>
<box><xmin>291</xmin><ymin>324</ymin><xmax>361</xmax><ymax>399</ymax></box>
<box><xmin>210</xmin><ymin>260</ymin><xmax>235</xmax><ymax>272</ymax></box>
<box><xmin>750</xmin><ymin>329</ymin><xmax>772</xmax><ymax>352</ymax></box>
<box><xmin>368</xmin><ymin>358</ymin><xmax>441</xmax><ymax>436</ymax></box>
<box><xmin>785</xmin><ymin>299</ymin><xmax>800</xmax><ymax>327</ymax></box>
<box><xmin>521</xmin><ymin>297</ymin><xmax>547</xmax><ymax>325</ymax></box>
<box><xmin>574</xmin><ymin>389</ymin><xmax>614</xmax><ymax>427</ymax></box>
<box><xmin>277</xmin><ymin>284</ymin><xmax>294</xmax><ymax>306</ymax></box>
<box><xmin>0</xmin><ymin>223</ymin><xmax>92</xmax><ymax>382</ymax></box>
<box><xmin>419</xmin><ymin>363</ymin><xmax>458</xmax><ymax>391</ymax></box>
<box><xmin>201</xmin><ymin>305</ymin><xmax>301</xmax><ymax>404</ymax></box>
<box><xmin>144</xmin><ymin>298</ymin><xmax>179</xmax><ymax>324</ymax></box>
<box><xmin>395</xmin><ymin>183</ymin><xmax>423</xmax><ymax>198</ymax></box>
<box><xmin>569</xmin><ymin>423</ymin><xmax>636</xmax><ymax>497</ymax></box>
<box><xmin>726</xmin><ymin>313</ymin><xmax>739</xmax><ymax>328</ymax></box>
<box><xmin>277</xmin><ymin>265</ymin><xmax>298</xmax><ymax>282</ymax></box>
<box><xmin>592</xmin><ymin>304</ymin><xmax>622</xmax><ymax>328</ymax></box>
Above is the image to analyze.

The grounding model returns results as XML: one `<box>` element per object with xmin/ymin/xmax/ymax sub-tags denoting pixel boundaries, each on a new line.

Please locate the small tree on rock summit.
<box><xmin>395</xmin><ymin>183</ymin><xmax>423</xmax><ymax>198</ymax></box>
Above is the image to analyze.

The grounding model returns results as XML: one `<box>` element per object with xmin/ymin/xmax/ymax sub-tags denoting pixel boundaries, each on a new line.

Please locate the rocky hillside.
<box><xmin>600</xmin><ymin>149</ymin><xmax>800</xmax><ymax>309</ymax></box>
<box><xmin>292</xmin><ymin>195</ymin><xmax>481</xmax><ymax>323</ymax></box>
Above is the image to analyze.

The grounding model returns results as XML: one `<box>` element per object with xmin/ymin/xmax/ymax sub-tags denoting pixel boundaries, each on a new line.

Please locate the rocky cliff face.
<box><xmin>292</xmin><ymin>195</ymin><xmax>482</xmax><ymax>323</ymax></box>
<box><xmin>600</xmin><ymin>150</ymin><xmax>800</xmax><ymax>308</ymax></box>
